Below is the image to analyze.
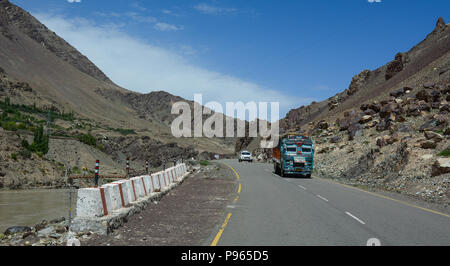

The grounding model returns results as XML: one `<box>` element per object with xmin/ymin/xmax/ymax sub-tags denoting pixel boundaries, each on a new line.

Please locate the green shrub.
<box><xmin>11</xmin><ymin>153</ymin><xmax>17</xmax><ymax>160</ymax></box>
<box><xmin>21</xmin><ymin>139</ymin><xmax>29</xmax><ymax>149</ymax></box>
<box><xmin>18</xmin><ymin>149</ymin><xmax>32</xmax><ymax>159</ymax></box>
<box><xmin>29</xmin><ymin>125</ymin><xmax>49</xmax><ymax>155</ymax></box>
<box><xmin>78</xmin><ymin>134</ymin><xmax>97</xmax><ymax>147</ymax></box>
<box><xmin>200</xmin><ymin>160</ymin><xmax>209</xmax><ymax>166</ymax></box>
<box><xmin>438</xmin><ymin>149</ymin><xmax>450</xmax><ymax>157</ymax></box>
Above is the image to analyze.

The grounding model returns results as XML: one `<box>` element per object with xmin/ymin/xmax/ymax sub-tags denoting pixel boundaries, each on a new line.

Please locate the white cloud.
<box><xmin>194</xmin><ymin>3</ymin><xmax>237</xmax><ymax>15</ymax></box>
<box><xmin>34</xmin><ymin>13</ymin><xmax>313</xmax><ymax>119</ymax></box>
<box><xmin>67</xmin><ymin>0</ymin><xmax>81</xmax><ymax>3</ymax></box>
<box><xmin>154</xmin><ymin>22</ymin><xmax>183</xmax><ymax>32</ymax></box>
<box><xmin>368</xmin><ymin>0</ymin><xmax>382</xmax><ymax>3</ymax></box>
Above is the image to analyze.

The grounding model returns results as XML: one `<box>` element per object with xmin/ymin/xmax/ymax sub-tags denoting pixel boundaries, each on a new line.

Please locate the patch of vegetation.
<box><xmin>77</xmin><ymin>133</ymin><xmax>97</xmax><ymax>147</ymax></box>
<box><xmin>11</xmin><ymin>153</ymin><xmax>17</xmax><ymax>160</ymax></box>
<box><xmin>200</xmin><ymin>160</ymin><xmax>209</xmax><ymax>166</ymax></box>
<box><xmin>437</xmin><ymin>149</ymin><xmax>450</xmax><ymax>157</ymax></box>
<box><xmin>18</xmin><ymin>149</ymin><xmax>32</xmax><ymax>159</ymax></box>
<box><xmin>72</xmin><ymin>166</ymin><xmax>82</xmax><ymax>175</ymax></box>
<box><xmin>0</xmin><ymin>97</ymin><xmax>75</xmax><ymax>123</ymax></box>
<box><xmin>28</xmin><ymin>125</ymin><xmax>49</xmax><ymax>155</ymax></box>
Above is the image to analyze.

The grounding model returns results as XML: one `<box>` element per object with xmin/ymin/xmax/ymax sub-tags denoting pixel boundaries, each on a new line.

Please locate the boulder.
<box><xmin>398</xmin><ymin>124</ymin><xmax>412</xmax><ymax>132</ymax></box>
<box><xmin>347</xmin><ymin>123</ymin><xmax>363</xmax><ymax>140</ymax></box>
<box><xmin>417</xmin><ymin>100</ymin><xmax>431</xmax><ymax>111</ymax></box>
<box><xmin>49</xmin><ymin>217</ymin><xmax>65</xmax><ymax>224</ymax></box>
<box><xmin>366</xmin><ymin>102</ymin><xmax>381</xmax><ymax>113</ymax></box>
<box><xmin>419</xmin><ymin>118</ymin><xmax>446</xmax><ymax>132</ymax></box>
<box><xmin>439</xmin><ymin>104</ymin><xmax>450</xmax><ymax>114</ymax></box>
<box><xmin>423</xmin><ymin>82</ymin><xmax>435</xmax><ymax>89</ymax></box>
<box><xmin>421</xmin><ymin>141</ymin><xmax>437</xmax><ymax>149</ymax></box>
<box><xmin>430</xmin><ymin>90</ymin><xmax>441</xmax><ymax>102</ymax></box>
<box><xmin>330</xmin><ymin>135</ymin><xmax>341</xmax><ymax>143</ymax></box>
<box><xmin>416</xmin><ymin>90</ymin><xmax>430</xmax><ymax>102</ymax></box>
<box><xmin>37</xmin><ymin>226</ymin><xmax>57</xmax><ymax>238</ymax></box>
<box><xmin>390</xmin><ymin>88</ymin><xmax>405</xmax><ymax>98</ymax></box>
<box><xmin>406</xmin><ymin>104</ymin><xmax>421</xmax><ymax>117</ymax></box>
<box><xmin>359</xmin><ymin>115</ymin><xmax>372</xmax><ymax>124</ymax></box>
<box><xmin>4</xmin><ymin>226</ymin><xmax>32</xmax><ymax>235</ymax></box>
<box><xmin>376</xmin><ymin>136</ymin><xmax>388</xmax><ymax>147</ymax></box>
<box><xmin>376</xmin><ymin>120</ymin><xmax>391</xmax><ymax>132</ymax></box>
<box><xmin>364</xmin><ymin>109</ymin><xmax>377</xmax><ymax>116</ymax></box>
<box><xmin>431</xmin><ymin>158</ymin><xmax>450</xmax><ymax>177</ymax></box>
<box><xmin>316</xmin><ymin>120</ymin><xmax>329</xmax><ymax>130</ymax></box>
<box><xmin>376</xmin><ymin>135</ymin><xmax>398</xmax><ymax>147</ymax></box>
<box><xmin>424</xmin><ymin>131</ymin><xmax>444</xmax><ymax>142</ymax></box>
<box><xmin>380</xmin><ymin>102</ymin><xmax>402</xmax><ymax>118</ymax></box>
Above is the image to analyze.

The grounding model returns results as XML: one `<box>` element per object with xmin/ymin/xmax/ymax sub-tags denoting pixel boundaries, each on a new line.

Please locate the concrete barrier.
<box><xmin>73</xmin><ymin>163</ymin><xmax>188</xmax><ymax>234</ymax></box>
<box><xmin>131</xmin><ymin>177</ymin><xmax>145</xmax><ymax>198</ymax></box>
<box><xmin>76</xmin><ymin>188</ymin><xmax>108</xmax><ymax>217</ymax></box>
<box><xmin>102</xmin><ymin>183</ymin><xmax>121</xmax><ymax>211</ymax></box>
<box><xmin>111</xmin><ymin>180</ymin><xmax>131</xmax><ymax>207</ymax></box>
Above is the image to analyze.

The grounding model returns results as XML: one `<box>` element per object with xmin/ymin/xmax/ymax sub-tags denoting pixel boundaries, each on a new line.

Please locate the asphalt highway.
<box><xmin>210</xmin><ymin>160</ymin><xmax>450</xmax><ymax>246</ymax></box>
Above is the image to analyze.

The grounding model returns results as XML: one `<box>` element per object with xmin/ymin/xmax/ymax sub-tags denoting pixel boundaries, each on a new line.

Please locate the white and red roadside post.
<box><xmin>145</xmin><ymin>160</ymin><xmax>149</xmax><ymax>175</ymax></box>
<box><xmin>126</xmin><ymin>157</ymin><xmax>130</xmax><ymax>179</ymax></box>
<box><xmin>94</xmin><ymin>160</ymin><xmax>99</xmax><ymax>187</ymax></box>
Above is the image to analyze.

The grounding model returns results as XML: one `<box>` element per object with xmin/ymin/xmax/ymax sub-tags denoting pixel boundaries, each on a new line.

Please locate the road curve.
<box><xmin>211</xmin><ymin>159</ymin><xmax>450</xmax><ymax>246</ymax></box>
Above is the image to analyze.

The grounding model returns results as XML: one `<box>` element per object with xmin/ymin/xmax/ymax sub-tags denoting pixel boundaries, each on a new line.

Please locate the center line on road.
<box><xmin>298</xmin><ymin>185</ymin><xmax>307</xmax><ymax>190</ymax></box>
<box><xmin>345</xmin><ymin>211</ymin><xmax>366</xmax><ymax>225</ymax></box>
<box><xmin>317</xmin><ymin>195</ymin><xmax>329</xmax><ymax>202</ymax></box>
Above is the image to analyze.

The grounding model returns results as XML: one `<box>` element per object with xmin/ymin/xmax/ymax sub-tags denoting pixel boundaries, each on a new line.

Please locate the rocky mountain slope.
<box><xmin>280</xmin><ymin>17</ymin><xmax>450</xmax><ymax>205</ymax></box>
<box><xmin>0</xmin><ymin>0</ymin><xmax>236</xmax><ymax>189</ymax></box>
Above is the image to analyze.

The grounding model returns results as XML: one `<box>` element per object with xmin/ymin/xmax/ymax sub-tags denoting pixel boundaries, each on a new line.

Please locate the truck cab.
<box><xmin>273</xmin><ymin>134</ymin><xmax>315</xmax><ymax>178</ymax></box>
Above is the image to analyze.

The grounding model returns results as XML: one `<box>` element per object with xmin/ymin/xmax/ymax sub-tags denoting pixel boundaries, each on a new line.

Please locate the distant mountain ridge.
<box><xmin>281</xmin><ymin>17</ymin><xmax>450</xmax><ymax>131</ymax></box>
<box><xmin>0</xmin><ymin>0</ymin><xmax>112</xmax><ymax>84</ymax></box>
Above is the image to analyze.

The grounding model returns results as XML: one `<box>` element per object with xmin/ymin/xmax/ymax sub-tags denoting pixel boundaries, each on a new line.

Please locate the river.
<box><xmin>0</xmin><ymin>189</ymin><xmax>77</xmax><ymax>233</ymax></box>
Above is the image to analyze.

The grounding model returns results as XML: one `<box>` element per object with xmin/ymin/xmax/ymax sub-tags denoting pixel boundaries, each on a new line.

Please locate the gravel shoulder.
<box><xmin>82</xmin><ymin>162</ymin><xmax>237</xmax><ymax>246</ymax></box>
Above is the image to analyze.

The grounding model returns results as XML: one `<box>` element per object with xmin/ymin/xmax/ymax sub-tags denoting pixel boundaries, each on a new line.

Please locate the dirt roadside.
<box><xmin>82</xmin><ymin>162</ymin><xmax>237</xmax><ymax>246</ymax></box>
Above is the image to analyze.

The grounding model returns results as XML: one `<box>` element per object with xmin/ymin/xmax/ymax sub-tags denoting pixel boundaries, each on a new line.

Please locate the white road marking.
<box><xmin>298</xmin><ymin>185</ymin><xmax>307</xmax><ymax>190</ymax></box>
<box><xmin>317</xmin><ymin>195</ymin><xmax>329</xmax><ymax>202</ymax></box>
<box><xmin>345</xmin><ymin>211</ymin><xmax>366</xmax><ymax>225</ymax></box>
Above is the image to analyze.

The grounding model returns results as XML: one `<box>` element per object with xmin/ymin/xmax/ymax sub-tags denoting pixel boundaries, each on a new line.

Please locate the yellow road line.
<box><xmin>315</xmin><ymin>176</ymin><xmax>450</xmax><ymax>219</ymax></box>
<box><xmin>210</xmin><ymin>163</ymin><xmax>241</xmax><ymax>246</ymax></box>
<box><xmin>211</xmin><ymin>213</ymin><xmax>232</xmax><ymax>246</ymax></box>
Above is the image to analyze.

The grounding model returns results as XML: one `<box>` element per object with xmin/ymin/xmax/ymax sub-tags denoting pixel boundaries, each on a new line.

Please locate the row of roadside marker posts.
<box><xmin>75</xmin><ymin>158</ymin><xmax>188</xmax><ymax>219</ymax></box>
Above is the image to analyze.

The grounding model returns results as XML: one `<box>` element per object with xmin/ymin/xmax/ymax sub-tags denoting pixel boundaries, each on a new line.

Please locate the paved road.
<box><xmin>211</xmin><ymin>159</ymin><xmax>450</xmax><ymax>246</ymax></box>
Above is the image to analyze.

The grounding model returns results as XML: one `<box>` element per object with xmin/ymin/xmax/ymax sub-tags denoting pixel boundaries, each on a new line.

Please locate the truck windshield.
<box><xmin>286</xmin><ymin>147</ymin><xmax>297</xmax><ymax>152</ymax></box>
<box><xmin>242</xmin><ymin>152</ymin><xmax>250</xmax><ymax>156</ymax></box>
<box><xmin>302</xmin><ymin>148</ymin><xmax>312</xmax><ymax>153</ymax></box>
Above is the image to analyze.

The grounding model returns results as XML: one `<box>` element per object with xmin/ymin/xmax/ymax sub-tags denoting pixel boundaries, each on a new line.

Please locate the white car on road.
<box><xmin>238</xmin><ymin>151</ymin><xmax>253</xmax><ymax>163</ymax></box>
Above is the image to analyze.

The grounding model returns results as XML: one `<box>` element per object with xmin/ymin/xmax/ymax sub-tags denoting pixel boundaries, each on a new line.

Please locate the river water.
<box><xmin>0</xmin><ymin>189</ymin><xmax>77</xmax><ymax>233</ymax></box>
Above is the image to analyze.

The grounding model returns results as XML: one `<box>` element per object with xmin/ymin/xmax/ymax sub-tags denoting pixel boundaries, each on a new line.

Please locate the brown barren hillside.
<box><xmin>0</xmin><ymin>0</ymin><xmax>236</xmax><ymax>189</ymax></box>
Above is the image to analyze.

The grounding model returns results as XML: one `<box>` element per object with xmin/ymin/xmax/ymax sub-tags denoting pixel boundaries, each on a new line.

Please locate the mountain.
<box><xmin>0</xmin><ymin>0</ymin><xmax>236</xmax><ymax>189</ymax></box>
<box><xmin>281</xmin><ymin>17</ymin><xmax>450</xmax><ymax>132</ymax></box>
<box><xmin>279</xmin><ymin>17</ymin><xmax>450</xmax><ymax>204</ymax></box>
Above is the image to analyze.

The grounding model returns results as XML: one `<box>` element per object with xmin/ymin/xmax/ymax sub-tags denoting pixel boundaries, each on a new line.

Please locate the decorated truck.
<box><xmin>273</xmin><ymin>133</ymin><xmax>315</xmax><ymax>178</ymax></box>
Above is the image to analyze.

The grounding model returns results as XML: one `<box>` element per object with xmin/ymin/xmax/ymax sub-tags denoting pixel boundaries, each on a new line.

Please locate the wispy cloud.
<box><xmin>154</xmin><ymin>22</ymin><xmax>183</xmax><ymax>32</ymax></box>
<box><xmin>131</xmin><ymin>2</ymin><xmax>147</xmax><ymax>11</ymax></box>
<box><xmin>34</xmin><ymin>13</ymin><xmax>313</xmax><ymax>117</ymax></box>
<box><xmin>92</xmin><ymin>11</ymin><xmax>183</xmax><ymax>32</ymax></box>
<box><xmin>194</xmin><ymin>3</ymin><xmax>237</xmax><ymax>15</ymax></box>
<box><xmin>67</xmin><ymin>0</ymin><xmax>81</xmax><ymax>3</ymax></box>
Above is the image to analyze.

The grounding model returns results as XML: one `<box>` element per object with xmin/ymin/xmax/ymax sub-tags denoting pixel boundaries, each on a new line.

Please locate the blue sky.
<box><xmin>9</xmin><ymin>0</ymin><xmax>450</xmax><ymax>119</ymax></box>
